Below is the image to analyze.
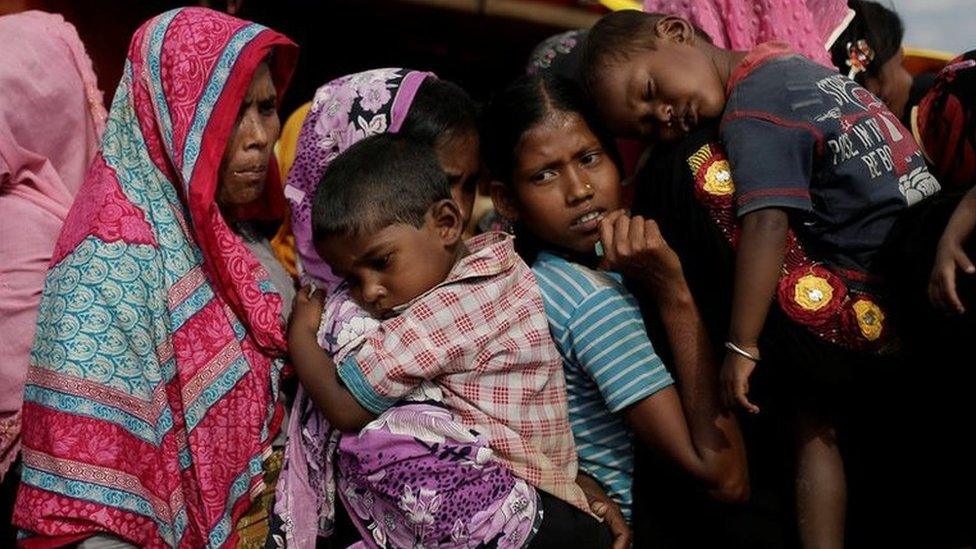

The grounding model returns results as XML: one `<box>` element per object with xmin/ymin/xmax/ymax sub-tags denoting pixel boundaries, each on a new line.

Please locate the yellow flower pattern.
<box><xmin>703</xmin><ymin>160</ymin><xmax>734</xmax><ymax>196</ymax></box>
<box><xmin>793</xmin><ymin>274</ymin><xmax>835</xmax><ymax>311</ymax></box>
<box><xmin>852</xmin><ymin>299</ymin><xmax>885</xmax><ymax>341</ymax></box>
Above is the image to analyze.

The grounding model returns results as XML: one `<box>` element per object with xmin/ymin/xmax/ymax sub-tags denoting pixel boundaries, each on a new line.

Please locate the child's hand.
<box><xmin>598</xmin><ymin>209</ymin><xmax>683</xmax><ymax>293</ymax></box>
<box><xmin>721</xmin><ymin>351</ymin><xmax>760</xmax><ymax>414</ymax></box>
<box><xmin>592</xmin><ymin>498</ymin><xmax>631</xmax><ymax>549</ymax></box>
<box><xmin>289</xmin><ymin>285</ymin><xmax>325</xmax><ymax>341</ymax></box>
<box><xmin>577</xmin><ymin>473</ymin><xmax>632</xmax><ymax>549</ymax></box>
<box><xmin>929</xmin><ymin>231</ymin><xmax>975</xmax><ymax>314</ymax></box>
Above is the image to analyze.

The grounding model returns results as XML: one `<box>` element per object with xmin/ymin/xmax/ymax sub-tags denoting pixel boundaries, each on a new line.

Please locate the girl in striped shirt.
<box><xmin>484</xmin><ymin>73</ymin><xmax>749</xmax><ymax>523</ymax></box>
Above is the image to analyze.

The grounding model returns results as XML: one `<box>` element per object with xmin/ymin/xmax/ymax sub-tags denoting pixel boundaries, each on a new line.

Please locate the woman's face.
<box><xmin>435</xmin><ymin>129</ymin><xmax>482</xmax><ymax>225</ymax></box>
<box><xmin>494</xmin><ymin>109</ymin><xmax>622</xmax><ymax>255</ymax></box>
<box><xmin>217</xmin><ymin>62</ymin><xmax>280</xmax><ymax>207</ymax></box>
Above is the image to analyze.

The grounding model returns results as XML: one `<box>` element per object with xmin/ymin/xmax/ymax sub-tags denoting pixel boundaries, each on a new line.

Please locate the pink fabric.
<box><xmin>0</xmin><ymin>10</ymin><xmax>106</xmax><ymax>481</ymax></box>
<box><xmin>643</xmin><ymin>0</ymin><xmax>852</xmax><ymax>68</ymax></box>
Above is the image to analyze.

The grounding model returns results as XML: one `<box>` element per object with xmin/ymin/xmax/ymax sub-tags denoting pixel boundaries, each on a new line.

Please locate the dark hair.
<box><xmin>483</xmin><ymin>74</ymin><xmax>619</xmax><ymax>187</ymax></box>
<box><xmin>311</xmin><ymin>134</ymin><xmax>450</xmax><ymax>240</ymax></box>
<box><xmin>482</xmin><ymin>74</ymin><xmax>619</xmax><ymax>262</ymax></box>
<box><xmin>829</xmin><ymin>1</ymin><xmax>904</xmax><ymax>82</ymax></box>
<box><xmin>400</xmin><ymin>77</ymin><xmax>479</xmax><ymax>146</ymax></box>
<box><xmin>582</xmin><ymin>11</ymin><xmax>711</xmax><ymax>95</ymax></box>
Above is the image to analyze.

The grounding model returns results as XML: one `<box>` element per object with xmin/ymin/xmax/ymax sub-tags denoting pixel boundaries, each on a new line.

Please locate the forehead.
<box><xmin>247</xmin><ymin>63</ymin><xmax>276</xmax><ymax>96</ymax></box>
<box><xmin>594</xmin><ymin>54</ymin><xmax>646</xmax><ymax>103</ymax></box>
<box><xmin>516</xmin><ymin>110</ymin><xmax>598</xmax><ymax>162</ymax></box>
<box><xmin>598</xmin><ymin>41</ymin><xmax>686</xmax><ymax>85</ymax></box>
<box><xmin>318</xmin><ymin>224</ymin><xmax>415</xmax><ymax>267</ymax></box>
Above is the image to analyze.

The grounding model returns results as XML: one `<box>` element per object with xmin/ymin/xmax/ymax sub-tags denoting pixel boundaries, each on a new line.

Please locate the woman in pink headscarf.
<box><xmin>13</xmin><ymin>7</ymin><xmax>298</xmax><ymax>547</ymax></box>
<box><xmin>0</xmin><ymin>9</ymin><xmax>107</xmax><ymax>484</ymax></box>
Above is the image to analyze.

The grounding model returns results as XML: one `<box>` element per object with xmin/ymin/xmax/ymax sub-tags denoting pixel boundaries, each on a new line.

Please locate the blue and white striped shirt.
<box><xmin>532</xmin><ymin>252</ymin><xmax>674</xmax><ymax>520</ymax></box>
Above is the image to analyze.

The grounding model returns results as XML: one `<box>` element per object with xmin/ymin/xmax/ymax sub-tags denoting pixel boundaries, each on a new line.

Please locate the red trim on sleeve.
<box><xmin>737</xmin><ymin>188</ymin><xmax>811</xmax><ymax>207</ymax></box>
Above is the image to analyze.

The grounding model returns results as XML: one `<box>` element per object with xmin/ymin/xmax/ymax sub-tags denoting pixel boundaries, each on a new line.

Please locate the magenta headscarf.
<box><xmin>283</xmin><ymin>68</ymin><xmax>434</xmax><ymax>290</ymax></box>
<box><xmin>0</xmin><ymin>10</ymin><xmax>106</xmax><ymax>481</ymax></box>
<box><xmin>643</xmin><ymin>0</ymin><xmax>853</xmax><ymax>68</ymax></box>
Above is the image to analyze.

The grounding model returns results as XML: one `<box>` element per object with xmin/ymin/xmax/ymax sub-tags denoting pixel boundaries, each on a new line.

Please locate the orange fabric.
<box><xmin>270</xmin><ymin>102</ymin><xmax>311</xmax><ymax>278</ymax></box>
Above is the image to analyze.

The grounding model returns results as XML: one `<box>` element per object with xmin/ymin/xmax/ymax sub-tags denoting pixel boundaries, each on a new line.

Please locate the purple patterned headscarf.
<box><xmin>283</xmin><ymin>68</ymin><xmax>433</xmax><ymax>289</ymax></box>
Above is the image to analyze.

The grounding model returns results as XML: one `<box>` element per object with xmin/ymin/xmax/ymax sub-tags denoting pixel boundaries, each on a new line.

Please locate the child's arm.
<box><xmin>930</xmin><ymin>187</ymin><xmax>976</xmax><ymax>314</ymax></box>
<box><xmin>598</xmin><ymin>211</ymin><xmax>749</xmax><ymax>502</ymax></box>
<box><xmin>288</xmin><ymin>286</ymin><xmax>376</xmax><ymax>432</ymax></box>
<box><xmin>722</xmin><ymin>208</ymin><xmax>789</xmax><ymax>413</ymax></box>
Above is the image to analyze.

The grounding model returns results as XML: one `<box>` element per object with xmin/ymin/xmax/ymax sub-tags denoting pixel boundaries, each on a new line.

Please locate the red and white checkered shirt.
<box><xmin>337</xmin><ymin>232</ymin><xmax>589</xmax><ymax>511</ymax></box>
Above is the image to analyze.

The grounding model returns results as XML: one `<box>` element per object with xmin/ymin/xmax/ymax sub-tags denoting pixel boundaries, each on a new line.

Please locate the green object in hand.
<box><xmin>595</xmin><ymin>241</ymin><xmax>604</xmax><ymax>258</ymax></box>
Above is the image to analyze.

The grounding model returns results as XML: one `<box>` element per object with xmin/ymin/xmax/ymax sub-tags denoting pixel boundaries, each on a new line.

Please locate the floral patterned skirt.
<box><xmin>336</xmin><ymin>399</ymin><xmax>542</xmax><ymax>548</ymax></box>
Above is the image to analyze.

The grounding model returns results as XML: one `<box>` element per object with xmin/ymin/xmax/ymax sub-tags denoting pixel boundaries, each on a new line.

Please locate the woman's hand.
<box><xmin>598</xmin><ymin>209</ymin><xmax>684</xmax><ymax>295</ymax></box>
<box><xmin>720</xmin><ymin>350</ymin><xmax>760</xmax><ymax>414</ymax></box>
<box><xmin>289</xmin><ymin>285</ymin><xmax>325</xmax><ymax>342</ymax></box>
<box><xmin>576</xmin><ymin>473</ymin><xmax>631</xmax><ymax>549</ymax></box>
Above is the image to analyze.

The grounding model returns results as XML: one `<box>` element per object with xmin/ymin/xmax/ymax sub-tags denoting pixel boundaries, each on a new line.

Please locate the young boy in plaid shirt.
<box><xmin>289</xmin><ymin>134</ymin><xmax>621</xmax><ymax>546</ymax></box>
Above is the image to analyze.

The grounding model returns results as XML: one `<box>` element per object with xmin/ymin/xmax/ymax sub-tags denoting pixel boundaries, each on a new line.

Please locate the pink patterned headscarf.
<box><xmin>0</xmin><ymin>10</ymin><xmax>106</xmax><ymax>481</ymax></box>
<box><xmin>643</xmin><ymin>0</ymin><xmax>854</xmax><ymax>68</ymax></box>
<box><xmin>283</xmin><ymin>68</ymin><xmax>433</xmax><ymax>290</ymax></box>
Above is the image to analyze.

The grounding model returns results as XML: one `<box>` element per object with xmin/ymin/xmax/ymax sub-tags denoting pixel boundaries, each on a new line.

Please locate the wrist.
<box><xmin>941</xmin><ymin>226</ymin><xmax>971</xmax><ymax>249</ymax></box>
<box><xmin>725</xmin><ymin>341</ymin><xmax>760</xmax><ymax>362</ymax></box>
<box><xmin>726</xmin><ymin>337</ymin><xmax>758</xmax><ymax>349</ymax></box>
<box><xmin>651</xmin><ymin>277</ymin><xmax>693</xmax><ymax>307</ymax></box>
<box><xmin>576</xmin><ymin>471</ymin><xmax>603</xmax><ymax>494</ymax></box>
<box><xmin>726</xmin><ymin>326</ymin><xmax>758</xmax><ymax>349</ymax></box>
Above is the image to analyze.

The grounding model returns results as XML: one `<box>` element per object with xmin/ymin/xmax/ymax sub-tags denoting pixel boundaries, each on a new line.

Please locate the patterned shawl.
<box><xmin>14</xmin><ymin>8</ymin><xmax>297</xmax><ymax>548</ymax></box>
<box><xmin>643</xmin><ymin>0</ymin><xmax>853</xmax><ymax>68</ymax></box>
<box><xmin>0</xmin><ymin>10</ymin><xmax>106</xmax><ymax>482</ymax></box>
<box><xmin>283</xmin><ymin>68</ymin><xmax>433</xmax><ymax>289</ymax></box>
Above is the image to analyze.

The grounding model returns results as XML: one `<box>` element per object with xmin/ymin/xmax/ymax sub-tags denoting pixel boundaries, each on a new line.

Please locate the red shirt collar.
<box><xmin>726</xmin><ymin>42</ymin><xmax>795</xmax><ymax>97</ymax></box>
<box><xmin>446</xmin><ymin>231</ymin><xmax>517</xmax><ymax>284</ymax></box>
